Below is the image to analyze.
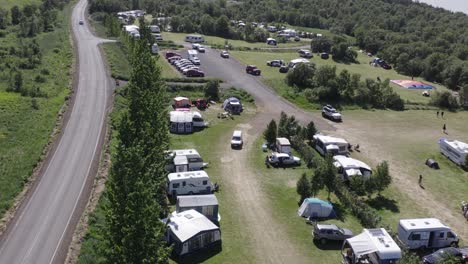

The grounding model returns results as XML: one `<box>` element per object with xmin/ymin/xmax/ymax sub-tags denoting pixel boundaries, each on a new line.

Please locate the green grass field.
<box><xmin>0</xmin><ymin>3</ymin><xmax>73</xmax><ymax>216</ymax></box>
<box><xmin>230</xmin><ymin>50</ymin><xmax>449</xmax><ymax>108</ymax></box>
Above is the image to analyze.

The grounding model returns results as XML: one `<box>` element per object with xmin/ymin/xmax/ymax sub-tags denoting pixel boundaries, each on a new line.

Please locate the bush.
<box><xmin>34</xmin><ymin>75</ymin><xmax>47</xmax><ymax>83</ymax></box>
<box><xmin>40</xmin><ymin>69</ymin><xmax>50</xmax><ymax>75</ymax></box>
<box><xmin>263</xmin><ymin>119</ymin><xmax>277</xmax><ymax>146</ymax></box>
<box><xmin>430</xmin><ymin>91</ymin><xmax>459</xmax><ymax>110</ymax></box>
<box><xmin>285</xmin><ymin>63</ymin><xmax>316</xmax><ymax>89</ymax></box>
<box><xmin>31</xmin><ymin>98</ymin><xmax>39</xmax><ymax>109</ymax></box>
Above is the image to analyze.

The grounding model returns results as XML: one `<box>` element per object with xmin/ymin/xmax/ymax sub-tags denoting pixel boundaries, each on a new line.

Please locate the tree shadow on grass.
<box><xmin>313</xmin><ymin>239</ymin><xmax>343</xmax><ymax>250</ymax></box>
<box><xmin>171</xmin><ymin>243</ymin><xmax>222</xmax><ymax>264</ymax></box>
<box><xmin>366</xmin><ymin>195</ymin><xmax>399</xmax><ymax>213</ymax></box>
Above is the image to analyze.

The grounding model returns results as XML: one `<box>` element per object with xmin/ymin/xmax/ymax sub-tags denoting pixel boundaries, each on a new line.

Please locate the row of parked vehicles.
<box><xmin>165</xmin><ymin>51</ymin><xmax>205</xmax><ymax>77</ymax></box>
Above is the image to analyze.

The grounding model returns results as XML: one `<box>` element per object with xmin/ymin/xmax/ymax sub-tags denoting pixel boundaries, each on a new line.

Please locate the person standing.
<box><xmin>419</xmin><ymin>175</ymin><xmax>423</xmax><ymax>186</ymax></box>
<box><xmin>441</xmin><ymin>111</ymin><xmax>445</xmax><ymax>118</ymax></box>
<box><xmin>443</xmin><ymin>123</ymin><xmax>446</xmax><ymax>133</ymax></box>
<box><xmin>437</xmin><ymin>111</ymin><xmax>439</xmax><ymax>117</ymax></box>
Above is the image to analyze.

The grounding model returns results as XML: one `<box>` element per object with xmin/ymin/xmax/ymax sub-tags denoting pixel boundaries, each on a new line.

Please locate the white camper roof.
<box><xmin>167</xmin><ymin>170</ymin><xmax>209</xmax><ymax>182</ymax></box>
<box><xmin>399</xmin><ymin>218</ymin><xmax>448</xmax><ymax>231</ymax></box>
<box><xmin>170</xmin><ymin>111</ymin><xmax>192</xmax><ymax>123</ymax></box>
<box><xmin>168</xmin><ymin>210</ymin><xmax>219</xmax><ymax>242</ymax></box>
<box><xmin>123</xmin><ymin>25</ymin><xmax>139</xmax><ymax>32</ymax></box>
<box><xmin>333</xmin><ymin>155</ymin><xmax>371</xmax><ymax>171</ymax></box>
<box><xmin>440</xmin><ymin>139</ymin><xmax>468</xmax><ymax>153</ymax></box>
<box><xmin>188</xmin><ymin>49</ymin><xmax>198</xmax><ymax>55</ymax></box>
<box><xmin>177</xmin><ymin>194</ymin><xmax>218</xmax><ymax>208</ymax></box>
<box><xmin>346</xmin><ymin>228</ymin><xmax>401</xmax><ymax>260</ymax></box>
<box><xmin>276</xmin><ymin>137</ymin><xmax>291</xmax><ymax>146</ymax></box>
<box><xmin>314</xmin><ymin>134</ymin><xmax>348</xmax><ymax>145</ymax></box>
<box><xmin>173</xmin><ymin>149</ymin><xmax>201</xmax><ymax>156</ymax></box>
<box><xmin>290</xmin><ymin>58</ymin><xmax>310</xmax><ymax>64</ymax></box>
<box><xmin>174</xmin><ymin>96</ymin><xmax>189</xmax><ymax>102</ymax></box>
<box><xmin>173</xmin><ymin>155</ymin><xmax>188</xmax><ymax>166</ymax></box>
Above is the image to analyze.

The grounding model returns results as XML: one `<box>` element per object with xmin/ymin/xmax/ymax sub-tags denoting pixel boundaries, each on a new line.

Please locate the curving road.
<box><xmin>0</xmin><ymin>0</ymin><xmax>111</xmax><ymax>263</ymax></box>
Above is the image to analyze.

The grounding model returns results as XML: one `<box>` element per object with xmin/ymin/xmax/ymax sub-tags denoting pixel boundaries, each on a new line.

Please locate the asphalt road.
<box><xmin>0</xmin><ymin>0</ymin><xmax>111</xmax><ymax>263</ymax></box>
<box><xmin>197</xmin><ymin>49</ymin><xmax>334</xmax><ymax>131</ymax></box>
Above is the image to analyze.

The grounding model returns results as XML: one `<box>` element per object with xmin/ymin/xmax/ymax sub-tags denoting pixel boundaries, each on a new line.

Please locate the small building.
<box><xmin>342</xmin><ymin>228</ymin><xmax>401</xmax><ymax>264</ymax></box>
<box><xmin>166</xmin><ymin>210</ymin><xmax>221</xmax><ymax>255</ymax></box>
<box><xmin>177</xmin><ymin>194</ymin><xmax>220</xmax><ymax>224</ymax></box>
<box><xmin>222</xmin><ymin>97</ymin><xmax>243</xmax><ymax>114</ymax></box>
<box><xmin>333</xmin><ymin>155</ymin><xmax>372</xmax><ymax>180</ymax></box>
<box><xmin>439</xmin><ymin>138</ymin><xmax>468</xmax><ymax>166</ymax></box>
<box><xmin>297</xmin><ymin>198</ymin><xmax>334</xmax><ymax>219</ymax></box>
<box><xmin>173</xmin><ymin>96</ymin><xmax>191</xmax><ymax>109</ymax></box>
<box><xmin>276</xmin><ymin>137</ymin><xmax>291</xmax><ymax>154</ymax></box>
<box><xmin>266</xmin><ymin>38</ymin><xmax>277</xmax><ymax>45</ymax></box>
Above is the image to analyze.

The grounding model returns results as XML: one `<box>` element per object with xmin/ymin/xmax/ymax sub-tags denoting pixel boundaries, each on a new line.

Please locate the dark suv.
<box><xmin>246</xmin><ymin>65</ymin><xmax>261</xmax><ymax>76</ymax></box>
<box><xmin>313</xmin><ymin>224</ymin><xmax>354</xmax><ymax>244</ymax></box>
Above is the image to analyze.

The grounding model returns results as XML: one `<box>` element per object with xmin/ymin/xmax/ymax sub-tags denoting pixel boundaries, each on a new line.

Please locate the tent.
<box><xmin>297</xmin><ymin>198</ymin><xmax>334</xmax><ymax>218</ymax></box>
<box><xmin>222</xmin><ymin>97</ymin><xmax>243</xmax><ymax>114</ymax></box>
<box><xmin>391</xmin><ymin>80</ymin><xmax>434</xmax><ymax>89</ymax></box>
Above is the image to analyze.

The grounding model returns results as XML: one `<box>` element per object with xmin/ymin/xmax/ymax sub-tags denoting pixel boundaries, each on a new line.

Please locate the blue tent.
<box><xmin>297</xmin><ymin>198</ymin><xmax>335</xmax><ymax>218</ymax></box>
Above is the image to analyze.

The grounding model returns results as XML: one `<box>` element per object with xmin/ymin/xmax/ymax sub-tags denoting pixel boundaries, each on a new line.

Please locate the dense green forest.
<box><xmin>89</xmin><ymin>0</ymin><xmax>468</xmax><ymax>93</ymax></box>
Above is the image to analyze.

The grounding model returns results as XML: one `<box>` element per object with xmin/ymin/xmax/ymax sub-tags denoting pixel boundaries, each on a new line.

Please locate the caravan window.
<box><xmin>182</xmin><ymin>181</ymin><xmax>186</xmax><ymax>187</ymax></box>
<box><xmin>202</xmin><ymin>180</ymin><xmax>208</xmax><ymax>185</ymax></box>
<box><xmin>188</xmin><ymin>157</ymin><xmax>203</xmax><ymax>163</ymax></box>
<box><xmin>172</xmin><ymin>183</ymin><xmax>180</xmax><ymax>188</ymax></box>
<box><xmin>409</xmin><ymin>233</ymin><xmax>421</xmax><ymax>240</ymax></box>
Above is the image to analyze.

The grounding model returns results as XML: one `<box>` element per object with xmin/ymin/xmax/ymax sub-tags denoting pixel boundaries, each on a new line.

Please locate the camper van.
<box><xmin>439</xmin><ymin>138</ymin><xmax>468</xmax><ymax>166</ymax></box>
<box><xmin>333</xmin><ymin>155</ymin><xmax>372</xmax><ymax>180</ymax></box>
<box><xmin>185</xmin><ymin>34</ymin><xmax>204</xmax><ymax>43</ymax></box>
<box><xmin>342</xmin><ymin>228</ymin><xmax>401</xmax><ymax>264</ymax></box>
<box><xmin>167</xmin><ymin>171</ymin><xmax>213</xmax><ymax>196</ymax></box>
<box><xmin>165</xmin><ymin>149</ymin><xmax>208</xmax><ymax>172</ymax></box>
<box><xmin>313</xmin><ymin>134</ymin><xmax>349</xmax><ymax>156</ymax></box>
<box><xmin>397</xmin><ymin>218</ymin><xmax>459</xmax><ymax>250</ymax></box>
<box><xmin>276</xmin><ymin>137</ymin><xmax>291</xmax><ymax>154</ymax></box>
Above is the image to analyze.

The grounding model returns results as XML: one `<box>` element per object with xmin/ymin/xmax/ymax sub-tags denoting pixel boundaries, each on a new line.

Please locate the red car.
<box><xmin>246</xmin><ymin>65</ymin><xmax>261</xmax><ymax>76</ymax></box>
<box><xmin>165</xmin><ymin>51</ymin><xmax>181</xmax><ymax>60</ymax></box>
<box><xmin>186</xmin><ymin>69</ymin><xmax>205</xmax><ymax>77</ymax></box>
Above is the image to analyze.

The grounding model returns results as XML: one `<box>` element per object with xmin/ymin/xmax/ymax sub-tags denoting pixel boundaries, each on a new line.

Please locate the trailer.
<box><xmin>439</xmin><ymin>138</ymin><xmax>468</xmax><ymax>166</ymax></box>
<box><xmin>165</xmin><ymin>149</ymin><xmax>208</xmax><ymax>172</ymax></box>
<box><xmin>333</xmin><ymin>155</ymin><xmax>372</xmax><ymax>180</ymax></box>
<box><xmin>313</xmin><ymin>134</ymin><xmax>349</xmax><ymax>156</ymax></box>
<box><xmin>397</xmin><ymin>218</ymin><xmax>459</xmax><ymax>250</ymax></box>
<box><xmin>167</xmin><ymin>171</ymin><xmax>213</xmax><ymax>196</ymax></box>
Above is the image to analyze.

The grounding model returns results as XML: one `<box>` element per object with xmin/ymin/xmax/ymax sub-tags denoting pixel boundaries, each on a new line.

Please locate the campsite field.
<box><xmin>230</xmin><ymin>50</ymin><xmax>447</xmax><ymax>108</ymax></box>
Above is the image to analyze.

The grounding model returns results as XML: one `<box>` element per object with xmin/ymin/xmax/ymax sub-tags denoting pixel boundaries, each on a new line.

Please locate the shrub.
<box><xmin>263</xmin><ymin>120</ymin><xmax>277</xmax><ymax>146</ymax></box>
<box><xmin>430</xmin><ymin>91</ymin><xmax>459</xmax><ymax>110</ymax></box>
<box><xmin>34</xmin><ymin>75</ymin><xmax>47</xmax><ymax>83</ymax></box>
<box><xmin>40</xmin><ymin>69</ymin><xmax>50</xmax><ymax>75</ymax></box>
<box><xmin>31</xmin><ymin>98</ymin><xmax>39</xmax><ymax>109</ymax></box>
<box><xmin>285</xmin><ymin>63</ymin><xmax>315</xmax><ymax>89</ymax></box>
<box><xmin>296</xmin><ymin>173</ymin><xmax>311</xmax><ymax>204</ymax></box>
<box><xmin>204</xmin><ymin>80</ymin><xmax>220</xmax><ymax>101</ymax></box>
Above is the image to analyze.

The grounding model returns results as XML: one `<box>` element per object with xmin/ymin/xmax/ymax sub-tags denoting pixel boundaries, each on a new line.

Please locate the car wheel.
<box><xmin>450</xmin><ymin>241</ymin><xmax>458</xmax><ymax>247</ymax></box>
<box><xmin>322</xmin><ymin>112</ymin><xmax>326</xmax><ymax>117</ymax></box>
<box><xmin>320</xmin><ymin>238</ymin><xmax>327</xmax><ymax>245</ymax></box>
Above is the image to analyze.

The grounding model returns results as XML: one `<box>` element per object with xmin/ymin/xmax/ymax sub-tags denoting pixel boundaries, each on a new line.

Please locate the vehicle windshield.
<box><xmin>338</xmin><ymin>228</ymin><xmax>344</xmax><ymax>233</ymax></box>
<box><xmin>232</xmin><ymin>136</ymin><xmax>241</xmax><ymax>141</ymax></box>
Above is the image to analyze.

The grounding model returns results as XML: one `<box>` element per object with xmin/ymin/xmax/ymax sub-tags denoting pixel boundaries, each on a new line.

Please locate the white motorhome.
<box><xmin>397</xmin><ymin>218</ymin><xmax>459</xmax><ymax>250</ymax></box>
<box><xmin>439</xmin><ymin>138</ymin><xmax>468</xmax><ymax>166</ymax></box>
<box><xmin>342</xmin><ymin>228</ymin><xmax>401</xmax><ymax>264</ymax></box>
<box><xmin>313</xmin><ymin>134</ymin><xmax>349</xmax><ymax>156</ymax></box>
<box><xmin>276</xmin><ymin>137</ymin><xmax>291</xmax><ymax>154</ymax></box>
<box><xmin>185</xmin><ymin>34</ymin><xmax>204</xmax><ymax>43</ymax></box>
<box><xmin>165</xmin><ymin>149</ymin><xmax>208</xmax><ymax>172</ymax></box>
<box><xmin>333</xmin><ymin>155</ymin><xmax>372</xmax><ymax>180</ymax></box>
<box><xmin>167</xmin><ymin>171</ymin><xmax>213</xmax><ymax>196</ymax></box>
<box><xmin>288</xmin><ymin>58</ymin><xmax>310</xmax><ymax>68</ymax></box>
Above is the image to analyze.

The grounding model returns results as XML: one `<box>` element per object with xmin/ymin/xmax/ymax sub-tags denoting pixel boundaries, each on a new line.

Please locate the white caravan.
<box><xmin>333</xmin><ymin>155</ymin><xmax>372</xmax><ymax>180</ymax></box>
<box><xmin>185</xmin><ymin>34</ymin><xmax>204</xmax><ymax>43</ymax></box>
<box><xmin>276</xmin><ymin>137</ymin><xmax>291</xmax><ymax>154</ymax></box>
<box><xmin>288</xmin><ymin>58</ymin><xmax>310</xmax><ymax>68</ymax></box>
<box><xmin>167</xmin><ymin>171</ymin><xmax>213</xmax><ymax>196</ymax></box>
<box><xmin>313</xmin><ymin>134</ymin><xmax>349</xmax><ymax>156</ymax></box>
<box><xmin>165</xmin><ymin>149</ymin><xmax>208</xmax><ymax>172</ymax></box>
<box><xmin>397</xmin><ymin>218</ymin><xmax>459</xmax><ymax>250</ymax></box>
<box><xmin>439</xmin><ymin>138</ymin><xmax>468</xmax><ymax>166</ymax></box>
<box><xmin>342</xmin><ymin>228</ymin><xmax>401</xmax><ymax>264</ymax></box>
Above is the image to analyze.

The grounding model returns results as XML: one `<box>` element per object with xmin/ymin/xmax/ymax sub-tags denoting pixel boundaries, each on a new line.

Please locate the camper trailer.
<box><xmin>222</xmin><ymin>97</ymin><xmax>243</xmax><ymax>114</ymax></box>
<box><xmin>167</xmin><ymin>171</ymin><xmax>213</xmax><ymax>196</ymax></box>
<box><xmin>185</xmin><ymin>34</ymin><xmax>204</xmax><ymax>43</ymax></box>
<box><xmin>397</xmin><ymin>218</ymin><xmax>459</xmax><ymax>250</ymax></box>
<box><xmin>439</xmin><ymin>138</ymin><xmax>468</xmax><ymax>166</ymax></box>
<box><xmin>173</xmin><ymin>97</ymin><xmax>191</xmax><ymax>109</ymax></box>
<box><xmin>166</xmin><ymin>210</ymin><xmax>221</xmax><ymax>255</ymax></box>
<box><xmin>313</xmin><ymin>134</ymin><xmax>349</xmax><ymax>156</ymax></box>
<box><xmin>276</xmin><ymin>137</ymin><xmax>291</xmax><ymax>154</ymax></box>
<box><xmin>333</xmin><ymin>155</ymin><xmax>372</xmax><ymax>180</ymax></box>
<box><xmin>288</xmin><ymin>58</ymin><xmax>310</xmax><ymax>68</ymax></box>
<box><xmin>176</xmin><ymin>195</ymin><xmax>220</xmax><ymax>224</ymax></box>
<box><xmin>165</xmin><ymin>149</ymin><xmax>208</xmax><ymax>172</ymax></box>
<box><xmin>169</xmin><ymin>111</ymin><xmax>206</xmax><ymax>134</ymax></box>
<box><xmin>342</xmin><ymin>228</ymin><xmax>401</xmax><ymax>264</ymax></box>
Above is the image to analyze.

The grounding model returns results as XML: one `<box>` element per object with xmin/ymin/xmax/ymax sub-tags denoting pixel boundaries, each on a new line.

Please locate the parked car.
<box><xmin>298</xmin><ymin>49</ymin><xmax>313</xmax><ymax>58</ymax></box>
<box><xmin>320</xmin><ymin>53</ymin><xmax>329</xmax><ymax>59</ymax></box>
<box><xmin>190</xmin><ymin>57</ymin><xmax>201</xmax><ymax>65</ymax></box>
<box><xmin>313</xmin><ymin>224</ymin><xmax>354</xmax><ymax>244</ymax></box>
<box><xmin>279</xmin><ymin>65</ymin><xmax>289</xmax><ymax>73</ymax></box>
<box><xmin>246</xmin><ymin>65</ymin><xmax>261</xmax><ymax>75</ymax></box>
<box><xmin>231</xmin><ymin>130</ymin><xmax>243</xmax><ymax>149</ymax></box>
<box><xmin>198</xmin><ymin>46</ymin><xmax>206</xmax><ymax>53</ymax></box>
<box><xmin>266</xmin><ymin>60</ymin><xmax>284</xmax><ymax>67</ymax></box>
<box><xmin>186</xmin><ymin>69</ymin><xmax>205</xmax><ymax>77</ymax></box>
<box><xmin>182</xmin><ymin>67</ymin><xmax>200</xmax><ymax>75</ymax></box>
<box><xmin>322</xmin><ymin>105</ymin><xmax>342</xmax><ymax>122</ymax></box>
<box><xmin>152</xmin><ymin>33</ymin><xmax>163</xmax><ymax>41</ymax></box>
<box><xmin>165</xmin><ymin>51</ymin><xmax>181</xmax><ymax>60</ymax></box>
<box><xmin>220</xmin><ymin>50</ymin><xmax>229</xmax><ymax>58</ymax></box>
<box><xmin>422</xmin><ymin>247</ymin><xmax>468</xmax><ymax>264</ymax></box>
<box><xmin>169</xmin><ymin>56</ymin><xmax>182</xmax><ymax>64</ymax></box>
<box><xmin>79</xmin><ymin>20</ymin><xmax>84</xmax><ymax>25</ymax></box>
<box><xmin>294</xmin><ymin>36</ymin><xmax>300</xmax><ymax>42</ymax></box>
<box><xmin>267</xmin><ymin>153</ymin><xmax>301</xmax><ymax>166</ymax></box>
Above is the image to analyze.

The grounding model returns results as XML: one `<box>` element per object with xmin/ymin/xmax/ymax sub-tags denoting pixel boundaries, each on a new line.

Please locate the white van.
<box><xmin>185</xmin><ymin>34</ymin><xmax>204</xmax><ymax>43</ymax></box>
<box><xmin>167</xmin><ymin>171</ymin><xmax>213</xmax><ymax>196</ymax></box>
<box><xmin>397</xmin><ymin>218</ymin><xmax>459</xmax><ymax>250</ymax></box>
<box><xmin>231</xmin><ymin>130</ymin><xmax>243</xmax><ymax>149</ymax></box>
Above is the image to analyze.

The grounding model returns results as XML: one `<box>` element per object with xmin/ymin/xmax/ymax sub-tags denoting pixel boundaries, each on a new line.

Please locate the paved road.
<box><xmin>197</xmin><ymin>49</ymin><xmax>334</xmax><ymax>131</ymax></box>
<box><xmin>0</xmin><ymin>0</ymin><xmax>111</xmax><ymax>263</ymax></box>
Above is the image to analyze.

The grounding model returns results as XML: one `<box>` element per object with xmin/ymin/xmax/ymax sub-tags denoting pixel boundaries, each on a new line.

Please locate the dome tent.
<box><xmin>297</xmin><ymin>198</ymin><xmax>335</xmax><ymax>219</ymax></box>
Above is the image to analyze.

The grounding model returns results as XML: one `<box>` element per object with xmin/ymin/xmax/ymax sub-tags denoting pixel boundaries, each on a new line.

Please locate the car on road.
<box><xmin>322</xmin><ymin>104</ymin><xmax>342</xmax><ymax>122</ymax></box>
<box><xmin>298</xmin><ymin>49</ymin><xmax>313</xmax><ymax>58</ymax></box>
<box><xmin>267</xmin><ymin>153</ymin><xmax>301</xmax><ymax>166</ymax></box>
<box><xmin>266</xmin><ymin>60</ymin><xmax>284</xmax><ymax>67</ymax></box>
<box><xmin>220</xmin><ymin>50</ymin><xmax>229</xmax><ymax>58</ymax></box>
<box><xmin>186</xmin><ymin>69</ymin><xmax>205</xmax><ymax>77</ymax></box>
<box><xmin>79</xmin><ymin>20</ymin><xmax>84</xmax><ymax>25</ymax></box>
<box><xmin>422</xmin><ymin>247</ymin><xmax>468</xmax><ymax>264</ymax></box>
<box><xmin>313</xmin><ymin>224</ymin><xmax>354</xmax><ymax>244</ymax></box>
<box><xmin>279</xmin><ymin>65</ymin><xmax>289</xmax><ymax>73</ymax></box>
<box><xmin>246</xmin><ymin>65</ymin><xmax>261</xmax><ymax>75</ymax></box>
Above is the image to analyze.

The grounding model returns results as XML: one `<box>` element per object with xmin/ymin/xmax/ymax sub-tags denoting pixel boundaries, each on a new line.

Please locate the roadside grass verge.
<box><xmin>0</xmin><ymin>3</ymin><xmax>73</xmax><ymax>216</ymax></box>
<box><xmin>230</xmin><ymin>50</ymin><xmax>449</xmax><ymax>109</ymax></box>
